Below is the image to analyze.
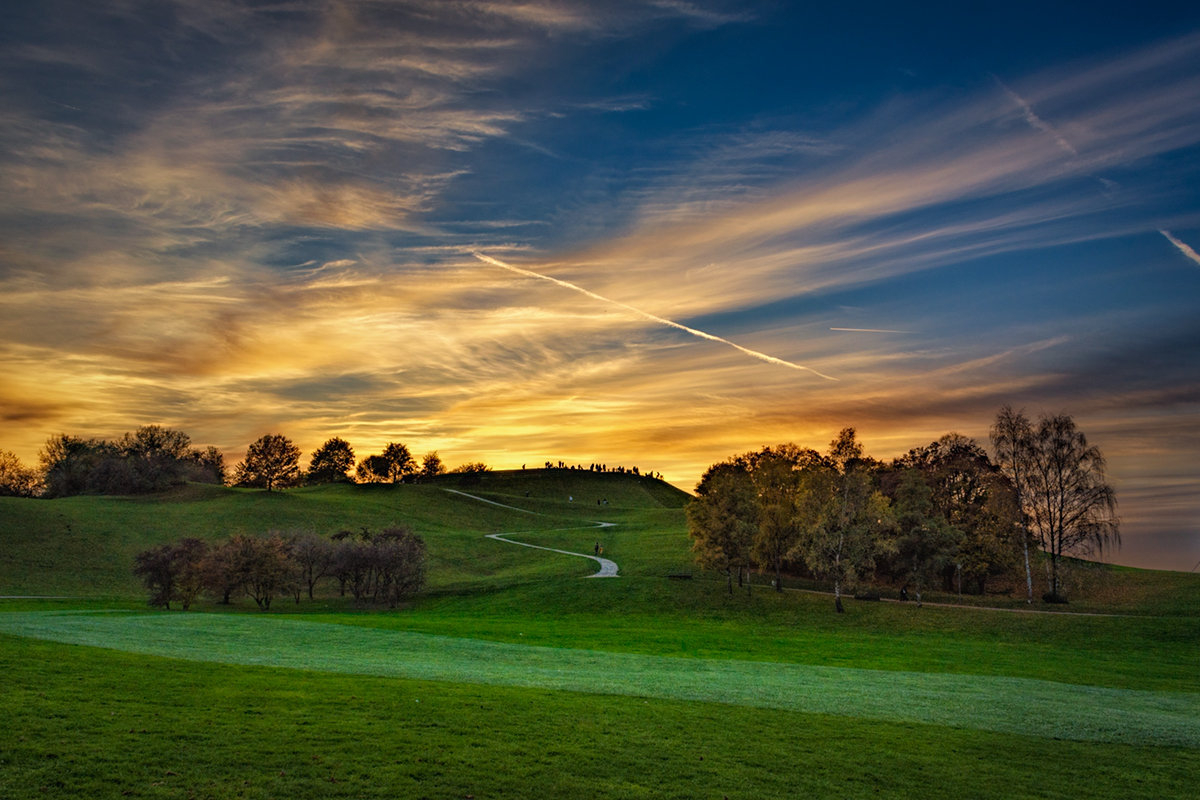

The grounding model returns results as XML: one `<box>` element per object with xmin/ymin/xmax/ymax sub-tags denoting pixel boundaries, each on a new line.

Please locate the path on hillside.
<box><xmin>442</xmin><ymin>488</ymin><xmax>619</xmax><ymax>578</ymax></box>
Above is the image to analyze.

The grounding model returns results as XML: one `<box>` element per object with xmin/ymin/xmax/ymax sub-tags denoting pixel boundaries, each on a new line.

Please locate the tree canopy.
<box><xmin>234</xmin><ymin>434</ymin><xmax>302</xmax><ymax>492</ymax></box>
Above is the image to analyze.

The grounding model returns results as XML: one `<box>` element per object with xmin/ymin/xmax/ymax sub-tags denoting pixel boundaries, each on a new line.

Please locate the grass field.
<box><xmin>2</xmin><ymin>469</ymin><xmax>1198</xmax><ymax>798</ymax></box>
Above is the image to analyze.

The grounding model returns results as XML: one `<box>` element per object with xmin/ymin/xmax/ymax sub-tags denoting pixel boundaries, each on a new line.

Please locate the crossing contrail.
<box><xmin>830</xmin><ymin>327</ymin><xmax>909</xmax><ymax>334</ymax></box>
<box><xmin>1160</xmin><ymin>229</ymin><xmax>1200</xmax><ymax>267</ymax></box>
<box><xmin>995</xmin><ymin>77</ymin><xmax>1077</xmax><ymax>157</ymax></box>
<box><xmin>473</xmin><ymin>252</ymin><xmax>837</xmax><ymax>380</ymax></box>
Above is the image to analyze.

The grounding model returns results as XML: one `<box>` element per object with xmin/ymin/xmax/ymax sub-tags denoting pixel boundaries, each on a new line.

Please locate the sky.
<box><xmin>1</xmin><ymin>1</ymin><xmax>1198</xmax><ymax>571</ymax></box>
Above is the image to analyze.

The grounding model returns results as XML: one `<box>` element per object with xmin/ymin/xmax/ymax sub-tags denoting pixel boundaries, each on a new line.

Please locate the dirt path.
<box><xmin>442</xmin><ymin>488</ymin><xmax>619</xmax><ymax>578</ymax></box>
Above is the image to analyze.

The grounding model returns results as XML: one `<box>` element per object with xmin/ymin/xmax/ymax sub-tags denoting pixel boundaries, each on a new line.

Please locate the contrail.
<box><xmin>473</xmin><ymin>251</ymin><xmax>837</xmax><ymax>380</ymax></box>
<box><xmin>994</xmin><ymin>77</ymin><xmax>1078</xmax><ymax>157</ymax></box>
<box><xmin>1160</xmin><ymin>229</ymin><xmax>1200</xmax><ymax>267</ymax></box>
<box><xmin>830</xmin><ymin>327</ymin><xmax>909</xmax><ymax>334</ymax></box>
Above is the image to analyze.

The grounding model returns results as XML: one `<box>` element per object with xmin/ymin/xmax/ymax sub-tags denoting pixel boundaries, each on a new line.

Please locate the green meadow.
<box><xmin>2</xmin><ymin>470</ymin><xmax>1198</xmax><ymax>798</ymax></box>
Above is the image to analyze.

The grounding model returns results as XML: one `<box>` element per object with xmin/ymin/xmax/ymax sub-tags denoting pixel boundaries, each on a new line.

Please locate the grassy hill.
<box><xmin>2</xmin><ymin>468</ymin><xmax>1199</xmax><ymax>798</ymax></box>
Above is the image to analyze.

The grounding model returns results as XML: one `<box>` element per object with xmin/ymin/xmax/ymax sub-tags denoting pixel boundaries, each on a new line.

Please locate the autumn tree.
<box><xmin>752</xmin><ymin>450</ymin><xmax>807</xmax><ymax>592</ymax></box>
<box><xmin>307</xmin><ymin>437</ymin><xmax>356</xmax><ymax>484</ymax></box>
<box><xmin>234</xmin><ymin>434</ymin><xmax>302</xmax><ymax>491</ymax></box>
<box><xmin>892</xmin><ymin>433</ymin><xmax>1021</xmax><ymax>594</ymax></box>
<box><xmin>891</xmin><ymin>470</ymin><xmax>961</xmax><ymax>606</ymax></box>
<box><xmin>791</xmin><ymin>429</ymin><xmax>895</xmax><ymax>612</ymax></box>
<box><xmin>687</xmin><ymin>460</ymin><xmax>758</xmax><ymax>594</ymax></box>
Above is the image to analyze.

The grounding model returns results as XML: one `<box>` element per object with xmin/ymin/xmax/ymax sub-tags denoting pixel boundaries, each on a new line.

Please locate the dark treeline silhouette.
<box><xmin>35</xmin><ymin>426</ymin><xmax>225</xmax><ymax>497</ymax></box>
<box><xmin>134</xmin><ymin>527</ymin><xmax>426</xmax><ymax>611</ymax></box>
<box><xmin>11</xmin><ymin>426</ymin><xmax>671</xmax><ymax>498</ymax></box>
<box><xmin>6</xmin><ymin>429</ymin><xmax>481</xmax><ymax>497</ymax></box>
<box><xmin>688</xmin><ymin>408</ymin><xmax>1118</xmax><ymax>607</ymax></box>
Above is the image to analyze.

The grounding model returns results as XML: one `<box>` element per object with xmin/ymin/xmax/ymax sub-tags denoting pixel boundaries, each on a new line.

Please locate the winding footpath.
<box><xmin>441</xmin><ymin>488</ymin><xmax>619</xmax><ymax>578</ymax></box>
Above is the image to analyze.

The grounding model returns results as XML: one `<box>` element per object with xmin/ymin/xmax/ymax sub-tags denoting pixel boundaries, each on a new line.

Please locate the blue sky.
<box><xmin>1</xmin><ymin>1</ymin><xmax>1198</xmax><ymax>569</ymax></box>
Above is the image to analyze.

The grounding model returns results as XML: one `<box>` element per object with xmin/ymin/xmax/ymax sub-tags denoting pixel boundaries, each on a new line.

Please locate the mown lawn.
<box><xmin>3</xmin><ymin>634</ymin><xmax>1198</xmax><ymax>800</ymax></box>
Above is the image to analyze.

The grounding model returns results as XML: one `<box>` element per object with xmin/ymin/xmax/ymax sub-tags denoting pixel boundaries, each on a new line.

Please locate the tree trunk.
<box><xmin>1022</xmin><ymin>533</ymin><xmax>1033</xmax><ymax>604</ymax></box>
<box><xmin>726</xmin><ymin>568</ymin><xmax>733</xmax><ymax>595</ymax></box>
<box><xmin>834</xmin><ymin>579</ymin><xmax>844</xmax><ymax>613</ymax></box>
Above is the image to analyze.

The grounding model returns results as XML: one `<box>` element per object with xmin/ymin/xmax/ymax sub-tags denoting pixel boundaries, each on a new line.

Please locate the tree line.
<box><xmin>134</xmin><ymin>527</ymin><xmax>427</xmax><ymax>611</ymax></box>
<box><xmin>0</xmin><ymin>427</ymin><xmax>489</xmax><ymax>497</ymax></box>
<box><xmin>687</xmin><ymin>407</ymin><xmax>1118</xmax><ymax>607</ymax></box>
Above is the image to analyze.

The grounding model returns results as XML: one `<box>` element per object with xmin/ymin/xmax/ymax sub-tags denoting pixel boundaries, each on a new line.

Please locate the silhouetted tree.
<box><xmin>449</xmin><ymin>461</ymin><xmax>491</xmax><ymax>474</ymax></box>
<box><xmin>356</xmin><ymin>454</ymin><xmax>391</xmax><ymax>483</ymax></box>
<box><xmin>382</xmin><ymin>442</ymin><xmax>417</xmax><ymax>483</ymax></box>
<box><xmin>307</xmin><ymin>437</ymin><xmax>356</xmax><ymax>484</ymax></box>
<box><xmin>115</xmin><ymin>425</ymin><xmax>194</xmax><ymax>492</ymax></box>
<box><xmin>185</xmin><ymin>445</ymin><xmax>227</xmax><ymax>485</ymax></box>
<box><xmin>420</xmin><ymin>451</ymin><xmax>446</xmax><ymax>480</ymax></box>
<box><xmin>39</xmin><ymin>434</ymin><xmax>110</xmax><ymax>497</ymax></box>
<box><xmin>0</xmin><ymin>450</ymin><xmax>40</xmax><ymax>497</ymax></box>
<box><xmin>234</xmin><ymin>434</ymin><xmax>302</xmax><ymax>492</ymax></box>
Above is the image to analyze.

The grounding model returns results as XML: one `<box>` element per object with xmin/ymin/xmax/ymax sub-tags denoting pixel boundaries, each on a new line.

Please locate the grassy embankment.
<box><xmin>2</xmin><ymin>469</ymin><xmax>1198</xmax><ymax>798</ymax></box>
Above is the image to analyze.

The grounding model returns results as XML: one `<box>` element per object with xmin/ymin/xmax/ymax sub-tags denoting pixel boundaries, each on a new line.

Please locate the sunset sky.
<box><xmin>2</xmin><ymin>1</ymin><xmax>1198</xmax><ymax>570</ymax></box>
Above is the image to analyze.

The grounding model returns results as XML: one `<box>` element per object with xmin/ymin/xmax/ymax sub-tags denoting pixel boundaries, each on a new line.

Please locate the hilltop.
<box><xmin>0</xmin><ymin>469</ymin><xmax>691</xmax><ymax>598</ymax></box>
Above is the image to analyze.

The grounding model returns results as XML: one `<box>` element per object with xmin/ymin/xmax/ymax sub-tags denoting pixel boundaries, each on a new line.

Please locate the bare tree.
<box><xmin>1025</xmin><ymin>414</ymin><xmax>1119</xmax><ymax>600</ymax></box>
<box><xmin>990</xmin><ymin>406</ymin><xmax>1037</xmax><ymax>603</ymax></box>
<box><xmin>288</xmin><ymin>532</ymin><xmax>334</xmax><ymax>599</ymax></box>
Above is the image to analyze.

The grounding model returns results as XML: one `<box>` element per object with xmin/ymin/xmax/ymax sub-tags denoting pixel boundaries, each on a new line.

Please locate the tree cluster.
<box><xmin>990</xmin><ymin>407</ymin><xmax>1120</xmax><ymax>602</ymax></box>
<box><xmin>689</xmin><ymin>409</ymin><xmax>1118</xmax><ymax>608</ymax></box>
<box><xmin>133</xmin><ymin>528</ymin><xmax>426</xmax><ymax>611</ymax></box>
<box><xmin>36</xmin><ymin>426</ymin><xmax>226</xmax><ymax>497</ymax></box>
